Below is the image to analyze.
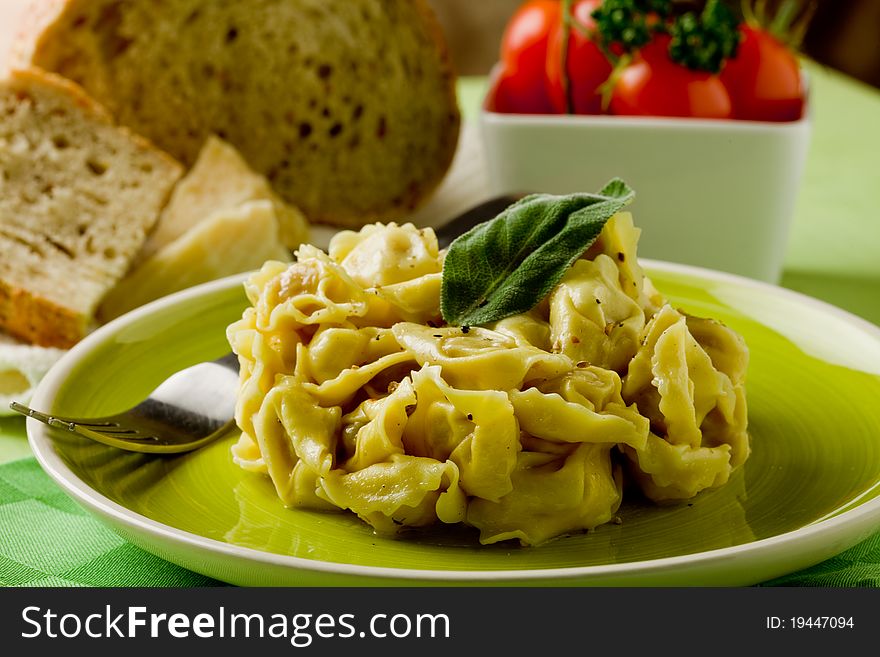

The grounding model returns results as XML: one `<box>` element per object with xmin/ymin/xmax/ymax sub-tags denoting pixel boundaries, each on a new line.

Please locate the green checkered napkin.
<box><xmin>1</xmin><ymin>457</ymin><xmax>878</xmax><ymax>587</ymax></box>
<box><xmin>0</xmin><ymin>458</ymin><xmax>219</xmax><ymax>587</ymax></box>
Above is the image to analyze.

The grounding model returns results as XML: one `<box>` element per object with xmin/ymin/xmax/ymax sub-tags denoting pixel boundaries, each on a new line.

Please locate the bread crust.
<box><xmin>24</xmin><ymin>0</ymin><xmax>462</xmax><ymax>228</ymax></box>
<box><xmin>407</xmin><ymin>0</ymin><xmax>461</xmax><ymax>210</ymax></box>
<box><xmin>0</xmin><ymin>67</ymin><xmax>183</xmax><ymax>348</ymax></box>
<box><xmin>0</xmin><ymin>278</ymin><xmax>85</xmax><ymax>349</ymax></box>
<box><xmin>9</xmin><ymin>67</ymin><xmax>184</xmax><ymax>177</ymax></box>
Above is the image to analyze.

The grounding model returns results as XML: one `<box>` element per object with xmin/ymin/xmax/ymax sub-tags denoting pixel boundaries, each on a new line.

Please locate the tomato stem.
<box><xmin>593</xmin><ymin>33</ymin><xmax>621</xmax><ymax>68</ymax></box>
<box><xmin>598</xmin><ymin>52</ymin><xmax>632</xmax><ymax>112</ymax></box>
<box><xmin>561</xmin><ymin>0</ymin><xmax>574</xmax><ymax>114</ymax></box>
<box><xmin>741</xmin><ymin>0</ymin><xmax>763</xmax><ymax>28</ymax></box>
<box><xmin>741</xmin><ymin>0</ymin><xmax>816</xmax><ymax>49</ymax></box>
<box><xmin>770</xmin><ymin>0</ymin><xmax>799</xmax><ymax>37</ymax></box>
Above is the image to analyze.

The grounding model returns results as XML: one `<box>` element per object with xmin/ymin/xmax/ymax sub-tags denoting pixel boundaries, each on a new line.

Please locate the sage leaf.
<box><xmin>440</xmin><ymin>179</ymin><xmax>634</xmax><ymax>327</ymax></box>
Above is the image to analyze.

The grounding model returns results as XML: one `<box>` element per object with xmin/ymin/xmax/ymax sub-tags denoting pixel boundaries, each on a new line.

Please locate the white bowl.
<box><xmin>479</xmin><ymin>99</ymin><xmax>811</xmax><ymax>283</ymax></box>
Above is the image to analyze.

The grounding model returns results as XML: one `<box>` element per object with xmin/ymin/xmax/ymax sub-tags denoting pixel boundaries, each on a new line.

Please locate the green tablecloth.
<box><xmin>2</xmin><ymin>65</ymin><xmax>879</xmax><ymax>587</ymax></box>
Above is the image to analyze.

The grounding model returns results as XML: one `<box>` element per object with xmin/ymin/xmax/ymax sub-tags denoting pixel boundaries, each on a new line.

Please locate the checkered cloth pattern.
<box><xmin>0</xmin><ymin>458</ymin><xmax>219</xmax><ymax>587</ymax></box>
<box><xmin>1</xmin><ymin>457</ymin><xmax>879</xmax><ymax>587</ymax></box>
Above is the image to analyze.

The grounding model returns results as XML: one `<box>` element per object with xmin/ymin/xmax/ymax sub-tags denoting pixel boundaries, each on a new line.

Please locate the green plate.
<box><xmin>26</xmin><ymin>263</ymin><xmax>880</xmax><ymax>586</ymax></box>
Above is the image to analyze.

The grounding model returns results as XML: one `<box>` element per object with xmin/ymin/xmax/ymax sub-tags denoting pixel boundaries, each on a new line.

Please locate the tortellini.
<box><xmin>549</xmin><ymin>255</ymin><xmax>645</xmax><ymax>373</ymax></box>
<box><xmin>391</xmin><ymin>323</ymin><xmax>571</xmax><ymax>391</ymax></box>
<box><xmin>228</xmin><ymin>218</ymin><xmax>750</xmax><ymax>546</ymax></box>
<box><xmin>621</xmin><ymin>305</ymin><xmax>750</xmax><ymax>500</ymax></box>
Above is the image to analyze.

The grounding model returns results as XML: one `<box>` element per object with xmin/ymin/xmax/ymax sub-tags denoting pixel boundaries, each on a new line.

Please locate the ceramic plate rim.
<box><xmin>25</xmin><ymin>260</ymin><xmax>880</xmax><ymax>584</ymax></box>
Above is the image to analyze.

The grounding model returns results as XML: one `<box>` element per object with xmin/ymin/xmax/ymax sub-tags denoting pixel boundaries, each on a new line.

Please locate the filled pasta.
<box><xmin>228</xmin><ymin>218</ymin><xmax>750</xmax><ymax>546</ymax></box>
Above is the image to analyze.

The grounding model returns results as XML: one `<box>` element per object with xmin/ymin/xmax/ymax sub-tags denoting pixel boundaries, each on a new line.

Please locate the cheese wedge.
<box><xmin>98</xmin><ymin>200</ymin><xmax>292</xmax><ymax>321</ymax></box>
<box><xmin>138</xmin><ymin>135</ymin><xmax>309</xmax><ymax>262</ymax></box>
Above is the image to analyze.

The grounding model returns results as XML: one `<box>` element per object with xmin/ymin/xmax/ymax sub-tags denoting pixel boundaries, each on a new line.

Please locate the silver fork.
<box><xmin>11</xmin><ymin>353</ymin><xmax>240</xmax><ymax>454</ymax></box>
<box><xmin>10</xmin><ymin>194</ymin><xmax>524</xmax><ymax>454</ymax></box>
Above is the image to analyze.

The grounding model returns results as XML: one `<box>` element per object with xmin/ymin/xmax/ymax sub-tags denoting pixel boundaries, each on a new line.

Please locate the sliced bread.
<box><xmin>139</xmin><ymin>135</ymin><xmax>309</xmax><ymax>262</ymax></box>
<box><xmin>24</xmin><ymin>0</ymin><xmax>461</xmax><ymax>228</ymax></box>
<box><xmin>0</xmin><ymin>68</ymin><xmax>183</xmax><ymax>348</ymax></box>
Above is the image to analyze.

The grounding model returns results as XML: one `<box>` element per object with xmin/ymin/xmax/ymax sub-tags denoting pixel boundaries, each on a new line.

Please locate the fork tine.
<box><xmin>47</xmin><ymin>417</ymin><xmax>77</xmax><ymax>432</ymax></box>
<box><xmin>12</xmin><ymin>403</ymin><xmax>112</xmax><ymax>430</ymax></box>
<box><xmin>9</xmin><ymin>402</ymin><xmax>54</xmax><ymax>425</ymax></box>
<box><xmin>55</xmin><ymin>420</ymin><xmax>162</xmax><ymax>450</ymax></box>
<box><xmin>10</xmin><ymin>356</ymin><xmax>238</xmax><ymax>454</ymax></box>
<box><xmin>12</xmin><ymin>402</ymin><xmax>158</xmax><ymax>446</ymax></box>
<box><xmin>58</xmin><ymin>422</ymin><xmax>139</xmax><ymax>434</ymax></box>
<box><xmin>12</xmin><ymin>403</ymin><xmax>134</xmax><ymax>432</ymax></box>
<box><xmin>49</xmin><ymin>418</ymin><xmax>157</xmax><ymax>441</ymax></box>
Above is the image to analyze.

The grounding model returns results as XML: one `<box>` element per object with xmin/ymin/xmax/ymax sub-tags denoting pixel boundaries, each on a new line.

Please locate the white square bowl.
<box><xmin>480</xmin><ymin>101</ymin><xmax>811</xmax><ymax>283</ymax></box>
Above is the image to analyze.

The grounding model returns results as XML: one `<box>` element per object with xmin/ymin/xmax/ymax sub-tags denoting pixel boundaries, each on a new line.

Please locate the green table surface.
<box><xmin>2</xmin><ymin>65</ymin><xmax>879</xmax><ymax>586</ymax></box>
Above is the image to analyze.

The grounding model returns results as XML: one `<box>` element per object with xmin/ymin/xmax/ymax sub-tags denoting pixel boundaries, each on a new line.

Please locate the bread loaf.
<box><xmin>24</xmin><ymin>0</ymin><xmax>461</xmax><ymax>228</ymax></box>
<box><xmin>0</xmin><ymin>68</ymin><xmax>182</xmax><ymax>348</ymax></box>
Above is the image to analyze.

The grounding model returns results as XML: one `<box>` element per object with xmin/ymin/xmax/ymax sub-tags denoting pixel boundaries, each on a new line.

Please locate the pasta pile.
<box><xmin>227</xmin><ymin>215</ymin><xmax>749</xmax><ymax>546</ymax></box>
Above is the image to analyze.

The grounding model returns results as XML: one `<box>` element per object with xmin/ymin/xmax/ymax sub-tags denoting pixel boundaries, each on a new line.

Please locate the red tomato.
<box><xmin>610</xmin><ymin>37</ymin><xmax>733</xmax><ymax>119</ymax></box>
<box><xmin>545</xmin><ymin>0</ymin><xmax>612</xmax><ymax>114</ymax></box>
<box><xmin>485</xmin><ymin>65</ymin><xmax>555</xmax><ymax>114</ymax></box>
<box><xmin>492</xmin><ymin>0</ymin><xmax>561</xmax><ymax>114</ymax></box>
<box><xmin>721</xmin><ymin>26</ymin><xmax>804</xmax><ymax>122</ymax></box>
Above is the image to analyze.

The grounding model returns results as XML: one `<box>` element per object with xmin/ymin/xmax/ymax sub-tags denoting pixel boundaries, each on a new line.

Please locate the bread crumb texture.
<box><xmin>0</xmin><ymin>68</ymin><xmax>182</xmax><ymax>348</ymax></box>
<box><xmin>30</xmin><ymin>0</ymin><xmax>462</xmax><ymax>228</ymax></box>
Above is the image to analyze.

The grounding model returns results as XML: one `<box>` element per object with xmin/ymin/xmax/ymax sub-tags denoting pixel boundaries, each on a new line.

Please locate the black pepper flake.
<box><xmin>617</xmin><ymin>252</ymin><xmax>625</xmax><ymax>262</ymax></box>
<box><xmin>467</xmin><ymin>413</ymin><xmax>473</xmax><ymax>421</ymax></box>
<box><xmin>433</xmin><ymin>334</ymin><xmax>443</xmax><ymax>338</ymax></box>
<box><xmin>461</xmin><ymin>325</ymin><xmax>470</xmax><ymax>334</ymax></box>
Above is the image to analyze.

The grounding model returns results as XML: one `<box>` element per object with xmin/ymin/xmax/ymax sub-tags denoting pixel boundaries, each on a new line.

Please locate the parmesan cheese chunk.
<box><xmin>98</xmin><ymin>200</ymin><xmax>292</xmax><ymax>322</ymax></box>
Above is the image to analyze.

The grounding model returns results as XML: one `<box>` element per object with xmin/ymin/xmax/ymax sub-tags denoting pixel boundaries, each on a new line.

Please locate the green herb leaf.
<box><xmin>440</xmin><ymin>179</ymin><xmax>634</xmax><ymax>327</ymax></box>
<box><xmin>591</xmin><ymin>0</ymin><xmax>672</xmax><ymax>55</ymax></box>
<box><xmin>668</xmin><ymin>0</ymin><xmax>741</xmax><ymax>73</ymax></box>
